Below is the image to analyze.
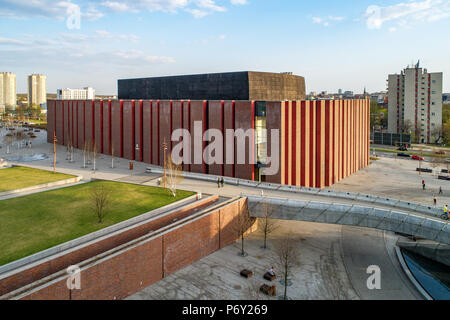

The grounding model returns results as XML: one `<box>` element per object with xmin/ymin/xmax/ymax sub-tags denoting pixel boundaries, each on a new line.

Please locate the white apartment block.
<box><xmin>28</xmin><ymin>74</ymin><xmax>47</xmax><ymax>107</ymax></box>
<box><xmin>0</xmin><ymin>72</ymin><xmax>17</xmax><ymax>110</ymax></box>
<box><xmin>57</xmin><ymin>87</ymin><xmax>95</xmax><ymax>100</ymax></box>
<box><xmin>388</xmin><ymin>65</ymin><xmax>443</xmax><ymax>144</ymax></box>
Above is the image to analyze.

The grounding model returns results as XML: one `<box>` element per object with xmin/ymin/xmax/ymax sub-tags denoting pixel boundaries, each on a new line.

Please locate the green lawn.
<box><xmin>0</xmin><ymin>180</ymin><xmax>194</xmax><ymax>266</ymax></box>
<box><xmin>0</xmin><ymin>167</ymin><xmax>76</xmax><ymax>192</ymax></box>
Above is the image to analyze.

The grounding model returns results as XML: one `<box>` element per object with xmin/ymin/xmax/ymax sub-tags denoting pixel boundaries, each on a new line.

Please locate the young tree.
<box><xmin>233</xmin><ymin>202</ymin><xmax>256</xmax><ymax>257</ymax></box>
<box><xmin>431</xmin><ymin>125</ymin><xmax>444</xmax><ymax>145</ymax></box>
<box><xmin>414</xmin><ymin>126</ymin><xmax>422</xmax><ymax>144</ymax></box>
<box><xmin>164</xmin><ymin>154</ymin><xmax>183</xmax><ymax>197</ymax></box>
<box><xmin>259</xmin><ymin>201</ymin><xmax>278</xmax><ymax>250</ymax></box>
<box><xmin>89</xmin><ymin>183</ymin><xmax>112</xmax><ymax>224</ymax></box>
<box><xmin>399</xmin><ymin>119</ymin><xmax>413</xmax><ymax>135</ymax></box>
<box><xmin>274</xmin><ymin>234</ymin><xmax>300</xmax><ymax>300</ymax></box>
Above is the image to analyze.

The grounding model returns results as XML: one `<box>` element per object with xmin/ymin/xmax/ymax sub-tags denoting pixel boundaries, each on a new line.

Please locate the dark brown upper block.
<box><xmin>118</xmin><ymin>71</ymin><xmax>306</xmax><ymax>101</ymax></box>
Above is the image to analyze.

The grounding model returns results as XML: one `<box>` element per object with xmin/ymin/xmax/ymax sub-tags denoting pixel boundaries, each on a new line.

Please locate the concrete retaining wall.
<box><xmin>0</xmin><ymin>175</ymin><xmax>82</xmax><ymax>198</ymax></box>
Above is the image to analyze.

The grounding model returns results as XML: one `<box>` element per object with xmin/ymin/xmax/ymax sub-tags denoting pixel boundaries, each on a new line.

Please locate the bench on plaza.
<box><xmin>264</xmin><ymin>272</ymin><xmax>276</xmax><ymax>281</ymax></box>
<box><xmin>260</xmin><ymin>284</ymin><xmax>276</xmax><ymax>296</ymax></box>
<box><xmin>240</xmin><ymin>269</ymin><xmax>253</xmax><ymax>278</ymax></box>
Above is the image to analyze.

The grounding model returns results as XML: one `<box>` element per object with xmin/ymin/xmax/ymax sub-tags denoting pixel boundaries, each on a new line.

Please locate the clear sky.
<box><xmin>1</xmin><ymin>0</ymin><xmax>449</xmax><ymax>95</ymax></box>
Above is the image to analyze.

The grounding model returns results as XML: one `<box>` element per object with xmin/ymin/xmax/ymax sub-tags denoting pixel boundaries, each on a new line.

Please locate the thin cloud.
<box><xmin>0</xmin><ymin>0</ymin><xmax>103</xmax><ymax>20</ymax></box>
<box><xmin>365</xmin><ymin>0</ymin><xmax>450</xmax><ymax>30</ymax></box>
<box><xmin>0</xmin><ymin>0</ymin><xmax>244</xmax><ymax>20</ymax></box>
<box><xmin>311</xmin><ymin>15</ymin><xmax>345</xmax><ymax>27</ymax></box>
<box><xmin>230</xmin><ymin>0</ymin><xmax>248</xmax><ymax>4</ymax></box>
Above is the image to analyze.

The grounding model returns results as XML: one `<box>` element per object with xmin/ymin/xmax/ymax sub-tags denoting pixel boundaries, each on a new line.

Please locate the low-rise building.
<box><xmin>57</xmin><ymin>87</ymin><xmax>95</xmax><ymax>100</ymax></box>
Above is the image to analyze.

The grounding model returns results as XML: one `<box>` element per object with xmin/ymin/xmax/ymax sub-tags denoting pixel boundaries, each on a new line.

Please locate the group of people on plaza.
<box><xmin>421</xmin><ymin>180</ymin><xmax>449</xmax><ymax>218</ymax></box>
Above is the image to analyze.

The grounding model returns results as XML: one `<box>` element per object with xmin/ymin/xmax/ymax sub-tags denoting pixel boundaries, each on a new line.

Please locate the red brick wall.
<box><xmin>111</xmin><ymin>100</ymin><xmax>123</xmax><ymax>158</ymax></box>
<box><xmin>135</xmin><ymin>100</ymin><xmax>143</xmax><ymax>162</ymax></box>
<box><xmin>182</xmin><ymin>101</ymin><xmax>191</xmax><ymax>172</ymax></box>
<box><xmin>189</xmin><ymin>101</ymin><xmax>207</xmax><ymax>174</ymax></box>
<box><xmin>84</xmin><ymin>100</ymin><xmax>95</xmax><ymax>150</ymax></box>
<box><xmin>142</xmin><ymin>100</ymin><xmax>152</xmax><ymax>164</ymax></box>
<box><xmin>94</xmin><ymin>101</ymin><xmax>103</xmax><ymax>154</ymax></box>
<box><xmin>234</xmin><ymin>101</ymin><xmax>255</xmax><ymax>181</ymax></box>
<box><xmin>223</xmin><ymin>100</ymin><xmax>235</xmax><ymax>178</ymax></box>
<box><xmin>16</xmin><ymin>198</ymin><xmax>250</xmax><ymax>300</ymax></box>
<box><xmin>77</xmin><ymin>101</ymin><xmax>84</xmax><ymax>150</ymax></box>
<box><xmin>55</xmin><ymin>100</ymin><xmax>64</xmax><ymax>146</ymax></box>
<box><xmin>151</xmin><ymin>101</ymin><xmax>160</xmax><ymax>166</ymax></box>
<box><xmin>122</xmin><ymin>100</ymin><xmax>135</xmax><ymax>160</ymax></box>
<box><xmin>47</xmin><ymin>99</ymin><xmax>371</xmax><ymax>189</ymax></box>
<box><xmin>159</xmin><ymin>100</ymin><xmax>172</xmax><ymax>165</ymax></box>
<box><xmin>63</xmin><ymin>101</ymin><xmax>69</xmax><ymax>146</ymax></box>
<box><xmin>207</xmin><ymin>101</ymin><xmax>224</xmax><ymax>176</ymax></box>
<box><xmin>102</xmin><ymin>100</ymin><xmax>111</xmax><ymax>156</ymax></box>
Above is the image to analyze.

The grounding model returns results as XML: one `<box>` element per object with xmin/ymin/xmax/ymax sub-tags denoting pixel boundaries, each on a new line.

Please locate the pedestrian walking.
<box><xmin>217</xmin><ymin>177</ymin><xmax>221</xmax><ymax>188</ymax></box>
<box><xmin>423</xmin><ymin>183</ymin><xmax>426</xmax><ymax>190</ymax></box>
<box><xmin>434</xmin><ymin>196</ymin><xmax>437</xmax><ymax>207</ymax></box>
<box><xmin>221</xmin><ymin>177</ymin><xmax>224</xmax><ymax>188</ymax></box>
<box><xmin>439</xmin><ymin>186</ymin><xmax>443</xmax><ymax>195</ymax></box>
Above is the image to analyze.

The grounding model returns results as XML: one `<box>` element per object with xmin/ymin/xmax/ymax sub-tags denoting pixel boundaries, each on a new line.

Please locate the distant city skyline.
<box><xmin>1</xmin><ymin>0</ymin><xmax>449</xmax><ymax>95</ymax></box>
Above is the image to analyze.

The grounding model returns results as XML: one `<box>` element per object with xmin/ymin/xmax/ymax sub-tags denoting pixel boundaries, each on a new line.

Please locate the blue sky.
<box><xmin>0</xmin><ymin>0</ymin><xmax>449</xmax><ymax>95</ymax></box>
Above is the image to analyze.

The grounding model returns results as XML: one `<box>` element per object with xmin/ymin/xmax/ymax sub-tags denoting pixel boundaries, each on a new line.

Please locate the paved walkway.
<box><xmin>341</xmin><ymin>226</ymin><xmax>422</xmax><ymax>300</ymax></box>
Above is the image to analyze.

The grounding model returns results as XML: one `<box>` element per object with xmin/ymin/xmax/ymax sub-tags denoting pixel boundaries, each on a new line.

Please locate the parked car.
<box><xmin>397</xmin><ymin>146</ymin><xmax>408</xmax><ymax>151</ymax></box>
<box><xmin>397</xmin><ymin>153</ymin><xmax>411</xmax><ymax>158</ymax></box>
<box><xmin>412</xmin><ymin>155</ymin><xmax>425</xmax><ymax>161</ymax></box>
